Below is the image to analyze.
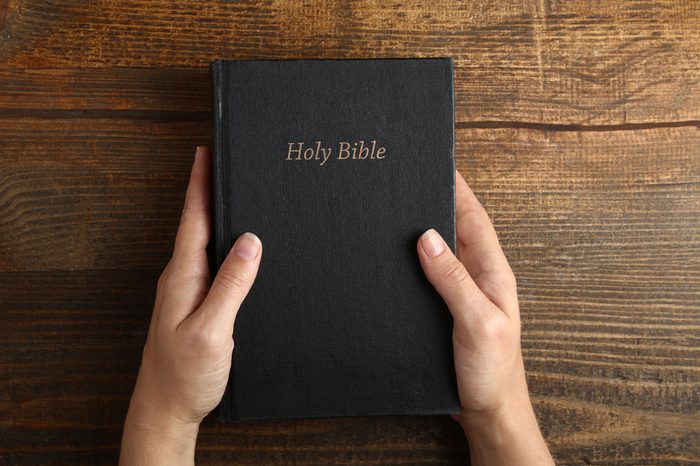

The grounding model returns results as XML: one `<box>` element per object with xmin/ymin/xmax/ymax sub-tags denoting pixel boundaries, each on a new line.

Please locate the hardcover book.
<box><xmin>210</xmin><ymin>58</ymin><xmax>459</xmax><ymax>421</ymax></box>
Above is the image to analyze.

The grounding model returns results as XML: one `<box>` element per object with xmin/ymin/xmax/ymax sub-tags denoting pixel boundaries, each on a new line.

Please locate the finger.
<box><xmin>417</xmin><ymin>228</ymin><xmax>496</xmax><ymax>330</ymax></box>
<box><xmin>172</xmin><ymin>146</ymin><xmax>212</xmax><ymax>262</ymax></box>
<box><xmin>189</xmin><ymin>232</ymin><xmax>262</xmax><ymax>338</ymax></box>
<box><xmin>454</xmin><ymin>170</ymin><xmax>518</xmax><ymax>315</ymax></box>
<box><xmin>157</xmin><ymin>147</ymin><xmax>213</xmax><ymax>326</ymax></box>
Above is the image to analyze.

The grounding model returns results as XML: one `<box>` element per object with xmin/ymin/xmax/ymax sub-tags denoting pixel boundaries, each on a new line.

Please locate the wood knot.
<box><xmin>0</xmin><ymin>29</ymin><xmax>9</xmax><ymax>41</ymax></box>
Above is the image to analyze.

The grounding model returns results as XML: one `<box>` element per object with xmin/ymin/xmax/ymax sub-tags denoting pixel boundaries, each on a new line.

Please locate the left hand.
<box><xmin>120</xmin><ymin>146</ymin><xmax>262</xmax><ymax>465</ymax></box>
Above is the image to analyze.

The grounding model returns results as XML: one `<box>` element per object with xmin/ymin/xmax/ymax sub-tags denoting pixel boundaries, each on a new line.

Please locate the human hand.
<box><xmin>417</xmin><ymin>170</ymin><xmax>553</xmax><ymax>465</ymax></box>
<box><xmin>120</xmin><ymin>146</ymin><xmax>262</xmax><ymax>466</ymax></box>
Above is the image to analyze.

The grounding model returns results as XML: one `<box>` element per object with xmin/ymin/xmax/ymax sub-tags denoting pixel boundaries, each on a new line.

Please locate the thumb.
<box><xmin>416</xmin><ymin>229</ymin><xmax>491</xmax><ymax>325</ymax></box>
<box><xmin>195</xmin><ymin>232</ymin><xmax>262</xmax><ymax>334</ymax></box>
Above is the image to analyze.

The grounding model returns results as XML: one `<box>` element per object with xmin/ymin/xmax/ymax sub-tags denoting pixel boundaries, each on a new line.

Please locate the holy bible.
<box><xmin>210</xmin><ymin>58</ymin><xmax>459</xmax><ymax>421</ymax></box>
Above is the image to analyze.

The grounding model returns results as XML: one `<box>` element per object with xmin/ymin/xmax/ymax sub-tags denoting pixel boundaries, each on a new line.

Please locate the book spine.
<box><xmin>210</xmin><ymin>59</ymin><xmax>233</xmax><ymax>421</ymax></box>
<box><xmin>447</xmin><ymin>58</ymin><xmax>457</xmax><ymax>253</ymax></box>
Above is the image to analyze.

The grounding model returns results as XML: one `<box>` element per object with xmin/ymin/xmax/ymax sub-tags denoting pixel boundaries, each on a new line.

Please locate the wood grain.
<box><xmin>1</xmin><ymin>270</ymin><xmax>696</xmax><ymax>464</ymax></box>
<box><xmin>0</xmin><ymin>1</ymin><xmax>699</xmax><ymax>124</ymax></box>
<box><xmin>0</xmin><ymin>118</ymin><xmax>204</xmax><ymax>271</ymax></box>
<box><xmin>2</xmin><ymin>120</ymin><xmax>698</xmax><ymax>273</ymax></box>
<box><xmin>0</xmin><ymin>0</ymin><xmax>698</xmax><ymax>464</ymax></box>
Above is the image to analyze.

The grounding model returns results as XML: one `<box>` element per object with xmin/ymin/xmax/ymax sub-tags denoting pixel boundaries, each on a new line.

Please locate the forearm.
<box><xmin>120</xmin><ymin>396</ymin><xmax>200</xmax><ymax>466</ymax></box>
<box><xmin>462</xmin><ymin>389</ymin><xmax>554</xmax><ymax>466</ymax></box>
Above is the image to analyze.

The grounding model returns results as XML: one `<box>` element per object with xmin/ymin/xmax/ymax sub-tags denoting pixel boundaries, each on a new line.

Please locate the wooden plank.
<box><xmin>3</xmin><ymin>66</ymin><xmax>700</xmax><ymax>127</ymax></box>
<box><xmin>0</xmin><ymin>0</ymin><xmax>699</xmax><ymax>124</ymax></box>
<box><xmin>0</xmin><ymin>68</ymin><xmax>210</xmax><ymax>118</ymax></box>
<box><xmin>534</xmin><ymin>397</ymin><xmax>700</xmax><ymax>465</ymax></box>
<box><xmin>2</xmin><ymin>119</ymin><xmax>698</xmax><ymax>272</ymax></box>
<box><xmin>1</xmin><ymin>270</ymin><xmax>697</xmax><ymax>465</ymax></box>
<box><xmin>0</xmin><ymin>118</ymin><xmax>208</xmax><ymax>271</ymax></box>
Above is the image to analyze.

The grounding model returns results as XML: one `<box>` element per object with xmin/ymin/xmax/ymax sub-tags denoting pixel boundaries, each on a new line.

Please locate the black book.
<box><xmin>210</xmin><ymin>58</ymin><xmax>459</xmax><ymax>421</ymax></box>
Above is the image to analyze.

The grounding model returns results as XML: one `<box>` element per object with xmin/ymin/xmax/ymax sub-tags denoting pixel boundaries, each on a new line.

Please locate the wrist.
<box><xmin>121</xmin><ymin>393</ymin><xmax>200</xmax><ymax>465</ymax></box>
<box><xmin>460</xmin><ymin>389</ymin><xmax>553</xmax><ymax>466</ymax></box>
<box><xmin>126</xmin><ymin>394</ymin><xmax>200</xmax><ymax>435</ymax></box>
<box><xmin>461</xmin><ymin>393</ymin><xmax>535</xmax><ymax>448</ymax></box>
<box><xmin>125</xmin><ymin>390</ymin><xmax>201</xmax><ymax>439</ymax></box>
<box><xmin>459</xmin><ymin>352</ymin><xmax>554</xmax><ymax>464</ymax></box>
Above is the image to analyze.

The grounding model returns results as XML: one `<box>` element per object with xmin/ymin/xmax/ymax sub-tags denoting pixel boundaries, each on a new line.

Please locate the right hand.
<box><xmin>120</xmin><ymin>147</ymin><xmax>263</xmax><ymax>466</ymax></box>
<box><xmin>416</xmin><ymin>170</ymin><xmax>554</xmax><ymax>465</ymax></box>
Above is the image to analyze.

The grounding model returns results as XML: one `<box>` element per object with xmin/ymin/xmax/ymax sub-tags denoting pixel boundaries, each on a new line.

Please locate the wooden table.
<box><xmin>1</xmin><ymin>1</ymin><xmax>698</xmax><ymax>464</ymax></box>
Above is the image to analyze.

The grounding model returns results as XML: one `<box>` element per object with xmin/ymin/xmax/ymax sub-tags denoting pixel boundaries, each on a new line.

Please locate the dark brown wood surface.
<box><xmin>0</xmin><ymin>1</ymin><xmax>698</xmax><ymax>464</ymax></box>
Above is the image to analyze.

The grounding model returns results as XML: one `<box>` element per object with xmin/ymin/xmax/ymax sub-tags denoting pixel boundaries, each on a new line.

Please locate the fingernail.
<box><xmin>195</xmin><ymin>146</ymin><xmax>206</xmax><ymax>157</ymax></box>
<box><xmin>233</xmin><ymin>232</ymin><xmax>261</xmax><ymax>261</ymax></box>
<box><xmin>421</xmin><ymin>229</ymin><xmax>445</xmax><ymax>257</ymax></box>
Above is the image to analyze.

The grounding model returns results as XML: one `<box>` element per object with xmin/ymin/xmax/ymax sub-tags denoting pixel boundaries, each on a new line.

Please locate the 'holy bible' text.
<box><xmin>286</xmin><ymin>141</ymin><xmax>387</xmax><ymax>166</ymax></box>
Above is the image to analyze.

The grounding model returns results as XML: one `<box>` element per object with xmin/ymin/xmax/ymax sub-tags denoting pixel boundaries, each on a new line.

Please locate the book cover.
<box><xmin>210</xmin><ymin>58</ymin><xmax>459</xmax><ymax>421</ymax></box>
